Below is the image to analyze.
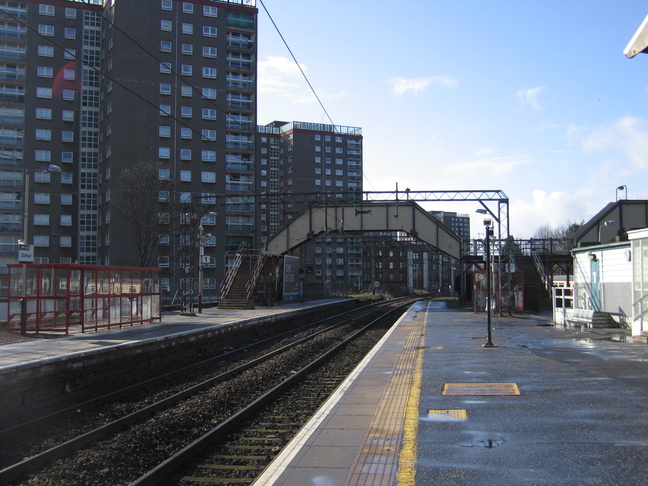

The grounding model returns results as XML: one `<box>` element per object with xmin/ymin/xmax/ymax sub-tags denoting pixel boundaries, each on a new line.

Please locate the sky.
<box><xmin>255</xmin><ymin>0</ymin><xmax>648</xmax><ymax>239</ymax></box>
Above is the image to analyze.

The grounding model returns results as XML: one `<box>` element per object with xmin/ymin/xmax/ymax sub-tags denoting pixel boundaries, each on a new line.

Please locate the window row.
<box><xmin>160</xmin><ymin>41</ymin><xmax>218</xmax><ymax>58</ymax></box>
<box><xmin>34</xmin><ymin>129</ymin><xmax>75</xmax><ymax>143</ymax></box>
<box><xmin>157</xmin><ymin>168</ymin><xmax>218</xmax><ymax>181</ymax></box>
<box><xmin>159</xmin><ymin>20</ymin><xmax>218</xmax><ymax>37</ymax></box>
<box><xmin>161</xmin><ymin>0</ymin><xmax>218</xmax><ymax>17</ymax></box>
<box><xmin>37</xmin><ymin>24</ymin><xmax>76</xmax><ymax>38</ymax></box>
<box><xmin>159</xmin><ymin>84</ymin><xmax>216</xmax><ymax>99</ymax></box>
<box><xmin>34</xmin><ymin>149</ymin><xmax>74</xmax><ymax>164</ymax></box>
<box><xmin>32</xmin><ymin>214</ymin><xmax>73</xmax><ymax>226</ymax></box>
<box><xmin>33</xmin><ymin>193</ymin><xmax>74</xmax><ymax>205</ymax></box>
<box><xmin>30</xmin><ymin>235</ymin><xmax>73</xmax><ymax>248</ymax></box>
<box><xmin>37</xmin><ymin>45</ymin><xmax>77</xmax><ymax>59</ymax></box>
<box><xmin>160</xmin><ymin>62</ymin><xmax>217</xmax><ymax>78</ymax></box>
<box><xmin>39</xmin><ymin>4</ymin><xmax>78</xmax><ymax>19</ymax></box>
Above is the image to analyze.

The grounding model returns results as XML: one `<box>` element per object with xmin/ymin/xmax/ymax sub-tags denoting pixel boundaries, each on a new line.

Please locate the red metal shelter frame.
<box><xmin>7</xmin><ymin>264</ymin><xmax>161</xmax><ymax>334</ymax></box>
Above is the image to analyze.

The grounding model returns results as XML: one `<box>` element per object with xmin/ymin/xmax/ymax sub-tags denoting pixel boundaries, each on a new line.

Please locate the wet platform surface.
<box><xmin>262</xmin><ymin>301</ymin><xmax>648</xmax><ymax>485</ymax></box>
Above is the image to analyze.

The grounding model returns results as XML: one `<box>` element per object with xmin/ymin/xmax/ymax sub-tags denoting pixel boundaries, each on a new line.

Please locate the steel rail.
<box><xmin>0</xmin><ymin>297</ymin><xmax>414</xmax><ymax>484</ymax></box>
<box><xmin>130</xmin><ymin>299</ymin><xmax>415</xmax><ymax>485</ymax></box>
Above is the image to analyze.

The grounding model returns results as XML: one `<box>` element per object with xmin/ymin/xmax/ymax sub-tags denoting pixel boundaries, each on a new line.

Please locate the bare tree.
<box><xmin>112</xmin><ymin>162</ymin><xmax>168</xmax><ymax>267</ymax></box>
<box><xmin>532</xmin><ymin>220</ymin><xmax>584</xmax><ymax>240</ymax></box>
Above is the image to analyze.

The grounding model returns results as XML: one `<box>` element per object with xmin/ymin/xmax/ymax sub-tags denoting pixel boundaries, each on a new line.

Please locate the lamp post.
<box><xmin>20</xmin><ymin>164</ymin><xmax>62</xmax><ymax>334</ymax></box>
<box><xmin>483</xmin><ymin>218</ymin><xmax>496</xmax><ymax>347</ymax></box>
<box><xmin>616</xmin><ymin>185</ymin><xmax>627</xmax><ymax>201</ymax></box>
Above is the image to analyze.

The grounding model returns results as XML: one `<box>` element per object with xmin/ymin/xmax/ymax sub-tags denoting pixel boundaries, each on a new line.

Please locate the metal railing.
<box><xmin>219</xmin><ymin>242</ymin><xmax>246</xmax><ymax>299</ymax></box>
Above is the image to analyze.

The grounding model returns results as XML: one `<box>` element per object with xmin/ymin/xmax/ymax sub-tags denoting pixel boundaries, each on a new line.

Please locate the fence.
<box><xmin>7</xmin><ymin>263</ymin><xmax>161</xmax><ymax>334</ymax></box>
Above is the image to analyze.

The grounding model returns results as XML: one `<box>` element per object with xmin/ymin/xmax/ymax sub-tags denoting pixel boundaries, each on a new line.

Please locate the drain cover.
<box><xmin>442</xmin><ymin>383</ymin><xmax>521</xmax><ymax>396</ymax></box>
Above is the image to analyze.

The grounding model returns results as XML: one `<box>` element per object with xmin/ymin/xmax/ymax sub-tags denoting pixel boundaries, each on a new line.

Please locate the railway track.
<box><xmin>0</xmin><ymin>297</ymin><xmax>420</xmax><ymax>485</ymax></box>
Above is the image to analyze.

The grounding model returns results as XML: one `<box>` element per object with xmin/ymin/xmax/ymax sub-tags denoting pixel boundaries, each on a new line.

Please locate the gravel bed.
<box><xmin>10</xmin><ymin>321</ymin><xmax>371</xmax><ymax>485</ymax></box>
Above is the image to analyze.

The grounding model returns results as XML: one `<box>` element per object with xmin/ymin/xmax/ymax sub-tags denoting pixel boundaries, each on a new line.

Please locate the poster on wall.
<box><xmin>283</xmin><ymin>255</ymin><xmax>300</xmax><ymax>301</ymax></box>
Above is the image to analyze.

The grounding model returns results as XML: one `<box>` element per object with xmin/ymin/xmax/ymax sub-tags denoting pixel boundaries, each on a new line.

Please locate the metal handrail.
<box><xmin>245</xmin><ymin>252</ymin><xmax>267</xmax><ymax>301</ymax></box>
<box><xmin>219</xmin><ymin>242</ymin><xmax>246</xmax><ymax>299</ymax></box>
<box><xmin>532</xmin><ymin>250</ymin><xmax>549</xmax><ymax>291</ymax></box>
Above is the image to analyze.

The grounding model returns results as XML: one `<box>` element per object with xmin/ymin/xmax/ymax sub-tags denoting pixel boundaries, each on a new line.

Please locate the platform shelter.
<box><xmin>7</xmin><ymin>264</ymin><xmax>161</xmax><ymax>334</ymax></box>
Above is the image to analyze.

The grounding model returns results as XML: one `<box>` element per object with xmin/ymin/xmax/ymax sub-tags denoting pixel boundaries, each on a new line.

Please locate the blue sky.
<box><xmin>256</xmin><ymin>1</ymin><xmax>648</xmax><ymax>239</ymax></box>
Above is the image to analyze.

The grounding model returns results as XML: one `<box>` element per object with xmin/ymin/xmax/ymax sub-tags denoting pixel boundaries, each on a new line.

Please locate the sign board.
<box><xmin>282</xmin><ymin>255</ymin><xmax>300</xmax><ymax>301</ymax></box>
<box><xmin>18</xmin><ymin>244</ymin><xmax>33</xmax><ymax>263</ymax></box>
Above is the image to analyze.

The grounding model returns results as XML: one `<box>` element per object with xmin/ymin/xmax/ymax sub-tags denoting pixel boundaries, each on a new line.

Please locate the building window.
<box><xmin>34</xmin><ymin>193</ymin><xmax>50</xmax><ymax>204</ymax></box>
<box><xmin>35</xmin><ymin>108</ymin><xmax>51</xmax><ymax>120</ymax></box>
<box><xmin>181</xmin><ymin>85</ymin><xmax>192</xmax><ymax>97</ymax></box>
<box><xmin>35</xmin><ymin>128</ymin><xmax>51</xmax><ymax>141</ymax></box>
<box><xmin>34</xmin><ymin>214</ymin><xmax>50</xmax><ymax>225</ymax></box>
<box><xmin>159</xmin><ymin>83</ymin><xmax>171</xmax><ymax>95</ymax></box>
<box><xmin>180</xmin><ymin>127</ymin><xmax>192</xmax><ymax>139</ymax></box>
<box><xmin>160</xmin><ymin>40</ymin><xmax>172</xmax><ymax>52</ymax></box>
<box><xmin>181</xmin><ymin>106</ymin><xmax>192</xmax><ymax>118</ymax></box>
<box><xmin>59</xmin><ymin>236</ymin><xmax>72</xmax><ymax>247</ymax></box>
<box><xmin>201</xmin><ymin>171</ymin><xmax>216</xmax><ymax>183</ymax></box>
<box><xmin>182</xmin><ymin>23</ymin><xmax>193</xmax><ymax>34</ymax></box>
<box><xmin>180</xmin><ymin>148</ymin><xmax>191</xmax><ymax>160</ymax></box>
<box><xmin>62</xmin><ymin>89</ymin><xmax>74</xmax><ymax>101</ymax></box>
<box><xmin>182</xmin><ymin>43</ymin><xmax>193</xmax><ymax>55</ymax></box>
<box><xmin>159</xmin><ymin>168</ymin><xmax>170</xmax><ymax>180</ymax></box>
<box><xmin>63</xmin><ymin>49</ymin><xmax>75</xmax><ymax>60</ymax></box>
<box><xmin>161</xmin><ymin>19</ymin><xmax>172</xmax><ymax>32</ymax></box>
<box><xmin>37</xmin><ymin>66</ymin><xmax>53</xmax><ymax>78</ymax></box>
<box><xmin>35</xmin><ymin>150</ymin><xmax>51</xmax><ymax>162</ymax></box>
<box><xmin>37</xmin><ymin>45</ymin><xmax>54</xmax><ymax>57</ymax></box>
<box><xmin>60</xmin><ymin>194</ymin><xmax>72</xmax><ymax>205</ymax></box>
<box><xmin>181</xmin><ymin>64</ymin><xmax>192</xmax><ymax>76</ymax></box>
<box><xmin>159</xmin><ymin>126</ymin><xmax>171</xmax><ymax>138</ymax></box>
<box><xmin>159</xmin><ymin>147</ymin><xmax>170</xmax><ymax>159</ymax></box>
<box><xmin>203</xmin><ymin>26</ymin><xmax>217</xmax><ymax>37</ymax></box>
<box><xmin>201</xmin><ymin>129</ymin><xmax>216</xmax><ymax>141</ymax></box>
<box><xmin>33</xmin><ymin>235</ymin><xmax>49</xmax><ymax>247</ymax></box>
<box><xmin>61</xmin><ymin>152</ymin><xmax>73</xmax><ymax>163</ymax></box>
<box><xmin>204</xmin><ymin>5</ymin><xmax>218</xmax><ymax>17</ymax></box>
<box><xmin>180</xmin><ymin>170</ymin><xmax>191</xmax><ymax>182</ymax></box>
<box><xmin>39</xmin><ymin>4</ymin><xmax>55</xmax><ymax>16</ymax></box>
<box><xmin>182</xmin><ymin>2</ymin><xmax>193</xmax><ymax>14</ymax></box>
<box><xmin>202</xmin><ymin>46</ymin><xmax>217</xmax><ymax>58</ymax></box>
<box><xmin>201</xmin><ymin>150</ymin><xmax>216</xmax><ymax>162</ymax></box>
<box><xmin>202</xmin><ymin>87</ymin><xmax>216</xmax><ymax>99</ymax></box>
<box><xmin>202</xmin><ymin>108</ymin><xmax>216</xmax><ymax>120</ymax></box>
<box><xmin>62</xmin><ymin>110</ymin><xmax>74</xmax><ymax>121</ymax></box>
<box><xmin>160</xmin><ymin>62</ymin><xmax>171</xmax><ymax>73</ymax></box>
<box><xmin>38</xmin><ymin>25</ymin><xmax>54</xmax><ymax>36</ymax></box>
<box><xmin>61</xmin><ymin>131</ymin><xmax>74</xmax><ymax>143</ymax></box>
<box><xmin>161</xmin><ymin>0</ymin><xmax>173</xmax><ymax>10</ymax></box>
<box><xmin>159</xmin><ymin>104</ymin><xmax>171</xmax><ymax>116</ymax></box>
<box><xmin>60</xmin><ymin>215</ymin><xmax>72</xmax><ymax>226</ymax></box>
<box><xmin>202</xmin><ymin>67</ymin><xmax>217</xmax><ymax>78</ymax></box>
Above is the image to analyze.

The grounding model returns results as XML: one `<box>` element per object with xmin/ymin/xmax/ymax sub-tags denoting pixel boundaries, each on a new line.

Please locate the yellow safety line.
<box><xmin>395</xmin><ymin>301</ymin><xmax>428</xmax><ymax>486</ymax></box>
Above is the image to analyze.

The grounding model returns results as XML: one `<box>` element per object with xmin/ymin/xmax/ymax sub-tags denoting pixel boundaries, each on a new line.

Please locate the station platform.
<box><xmin>260</xmin><ymin>300</ymin><xmax>648</xmax><ymax>486</ymax></box>
<box><xmin>3</xmin><ymin>299</ymin><xmax>648</xmax><ymax>485</ymax></box>
<box><xmin>0</xmin><ymin>299</ymin><xmax>348</xmax><ymax>371</ymax></box>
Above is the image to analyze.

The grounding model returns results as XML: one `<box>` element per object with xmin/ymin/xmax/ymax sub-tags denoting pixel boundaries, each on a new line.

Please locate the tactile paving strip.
<box><xmin>346</xmin><ymin>309</ymin><xmax>426</xmax><ymax>486</ymax></box>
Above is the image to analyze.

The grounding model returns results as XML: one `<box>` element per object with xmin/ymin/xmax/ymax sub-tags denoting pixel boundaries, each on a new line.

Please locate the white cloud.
<box><xmin>583</xmin><ymin>116</ymin><xmax>648</xmax><ymax>172</ymax></box>
<box><xmin>516</xmin><ymin>86</ymin><xmax>545</xmax><ymax>110</ymax></box>
<box><xmin>390</xmin><ymin>76</ymin><xmax>457</xmax><ymax>96</ymax></box>
<box><xmin>440</xmin><ymin>155</ymin><xmax>531</xmax><ymax>180</ymax></box>
<box><xmin>511</xmin><ymin>189</ymin><xmax>586</xmax><ymax>238</ymax></box>
<box><xmin>257</xmin><ymin>55</ymin><xmax>347</xmax><ymax>106</ymax></box>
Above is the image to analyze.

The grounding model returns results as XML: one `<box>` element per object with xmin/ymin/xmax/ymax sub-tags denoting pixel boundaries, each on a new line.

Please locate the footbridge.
<box><xmin>264</xmin><ymin>200</ymin><xmax>462</xmax><ymax>260</ymax></box>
